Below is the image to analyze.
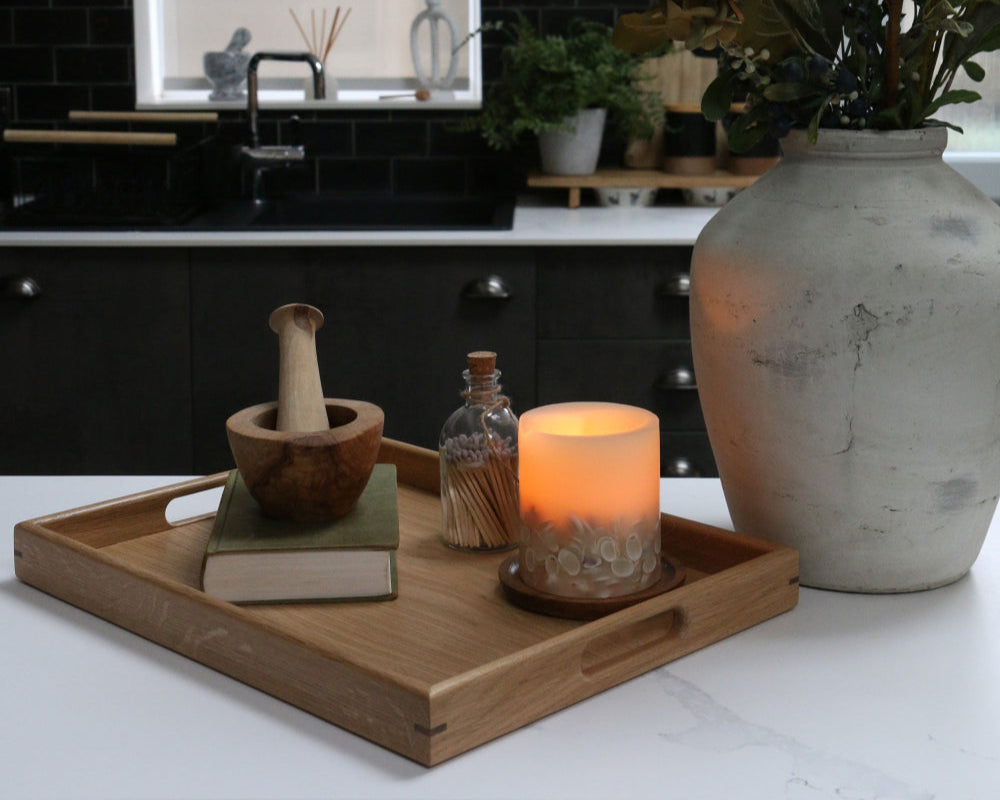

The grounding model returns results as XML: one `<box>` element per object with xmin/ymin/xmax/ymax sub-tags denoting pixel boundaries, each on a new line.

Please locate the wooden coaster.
<box><xmin>498</xmin><ymin>555</ymin><xmax>686</xmax><ymax>620</ymax></box>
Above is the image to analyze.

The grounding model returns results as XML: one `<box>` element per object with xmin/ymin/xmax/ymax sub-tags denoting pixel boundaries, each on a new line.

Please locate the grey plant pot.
<box><xmin>537</xmin><ymin>108</ymin><xmax>607</xmax><ymax>175</ymax></box>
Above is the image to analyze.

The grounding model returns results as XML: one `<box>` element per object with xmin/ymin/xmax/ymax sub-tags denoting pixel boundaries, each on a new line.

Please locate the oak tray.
<box><xmin>13</xmin><ymin>439</ymin><xmax>798</xmax><ymax>766</ymax></box>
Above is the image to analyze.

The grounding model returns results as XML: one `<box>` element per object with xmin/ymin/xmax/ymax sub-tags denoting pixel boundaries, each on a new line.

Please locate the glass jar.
<box><xmin>439</xmin><ymin>351</ymin><xmax>519</xmax><ymax>551</ymax></box>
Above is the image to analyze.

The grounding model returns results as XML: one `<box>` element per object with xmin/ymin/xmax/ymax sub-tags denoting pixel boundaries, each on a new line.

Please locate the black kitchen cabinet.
<box><xmin>537</xmin><ymin>246</ymin><xmax>692</xmax><ymax>340</ymax></box>
<box><xmin>0</xmin><ymin>248</ymin><xmax>192</xmax><ymax>473</ymax></box>
<box><xmin>536</xmin><ymin>246</ymin><xmax>717</xmax><ymax>478</ymax></box>
<box><xmin>2</xmin><ymin>242</ymin><xmax>714</xmax><ymax>477</ymax></box>
<box><xmin>189</xmin><ymin>247</ymin><xmax>536</xmax><ymax>473</ymax></box>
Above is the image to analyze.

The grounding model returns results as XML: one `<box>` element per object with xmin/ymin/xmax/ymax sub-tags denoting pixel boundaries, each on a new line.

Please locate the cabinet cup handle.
<box><xmin>657</xmin><ymin>273</ymin><xmax>691</xmax><ymax>297</ymax></box>
<box><xmin>657</xmin><ymin>366</ymin><xmax>697</xmax><ymax>391</ymax></box>
<box><xmin>664</xmin><ymin>457</ymin><xmax>701</xmax><ymax>478</ymax></box>
<box><xmin>3</xmin><ymin>275</ymin><xmax>42</xmax><ymax>300</ymax></box>
<box><xmin>461</xmin><ymin>274</ymin><xmax>513</xmax><ymax>301</ymax></box>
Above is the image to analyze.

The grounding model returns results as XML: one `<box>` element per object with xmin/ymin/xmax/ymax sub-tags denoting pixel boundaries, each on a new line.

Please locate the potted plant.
<box><xmin>616</xmin><ymin>1</ymin><xmax>1000</xmax><ymax>593</ymax></box>
<box><xmin>472</xmin><ymin>16</ymin><xmax>661</xmax><ymax>174</ymax></box>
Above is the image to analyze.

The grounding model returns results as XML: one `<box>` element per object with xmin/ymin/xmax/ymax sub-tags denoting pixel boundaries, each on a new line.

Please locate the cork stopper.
<box><xmin>467</xmin><ymin>351</ymin><xmax>497</xmax><ymax>376</ymax></box>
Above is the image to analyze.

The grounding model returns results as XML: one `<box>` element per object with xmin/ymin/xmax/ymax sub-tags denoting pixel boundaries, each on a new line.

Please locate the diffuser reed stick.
<box><xmin>289</xmin><ymin>6</ymin><xmax>351</xmax><ymax>67</ymax></box>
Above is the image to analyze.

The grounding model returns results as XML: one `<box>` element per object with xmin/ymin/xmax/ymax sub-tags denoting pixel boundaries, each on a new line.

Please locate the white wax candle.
<box><xmin>518</xmin><ymin>402</ymin><xmax>661</xmax><ymax>598</ymax></box>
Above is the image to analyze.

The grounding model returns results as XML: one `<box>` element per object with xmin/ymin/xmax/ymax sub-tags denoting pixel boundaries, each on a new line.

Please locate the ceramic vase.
<box><xmin>690</xmin><ymin>127</ymin><xmax>1000</xmax><ymax>592</ymax></box>
<box><xmin>537</xmin><ymin>108</ymin><xmax>606</xmax><ymax>175</ymax></box>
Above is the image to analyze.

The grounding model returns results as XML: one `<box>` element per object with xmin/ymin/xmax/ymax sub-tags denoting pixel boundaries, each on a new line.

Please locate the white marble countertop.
<box><xmin>3</xmin><ymin>475</ymin><xmax>998</xmax><ymax>799</ymax></box>
<box><xmin>0</xmin><ymin>201</ymin><xmax>718</xmax><ymax>247</ymax></box>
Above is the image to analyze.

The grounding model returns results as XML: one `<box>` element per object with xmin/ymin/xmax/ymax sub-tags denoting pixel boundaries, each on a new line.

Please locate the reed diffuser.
<box><xmin>439</xmin><ymin>352</ymin><xmax>519</xmax><ymax>552</ymax></box>
<box><xmin>289</xmin><ymin>5</ymin><xmax>351</xmax><ymax>68</ymax></box>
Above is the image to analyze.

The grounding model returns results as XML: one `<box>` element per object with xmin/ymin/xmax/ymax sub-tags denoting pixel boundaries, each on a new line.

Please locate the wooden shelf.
<box><xmin>527</xmin><ymin>168</ymin><xmax>764</xmax><ymax>208</ymax></box>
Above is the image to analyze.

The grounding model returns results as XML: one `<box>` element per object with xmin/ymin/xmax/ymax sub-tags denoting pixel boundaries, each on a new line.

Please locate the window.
<box><xmin>134</xmin><ymin>0</ymin><xmax>482</xmax><ymax>109</ymax></box>
<box><xmin>940</xmin><ymin>52</ymin><xmax>1000</xmax><ymax>200</ymax></box>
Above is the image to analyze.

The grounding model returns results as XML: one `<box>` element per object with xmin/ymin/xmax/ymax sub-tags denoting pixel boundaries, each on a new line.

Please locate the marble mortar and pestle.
<box><xmin>204</xmin><ymin>28</ymin><xmax>253</xmax><ymax>101</ymax></box>
<box><xmin>226</xmin><ymin>303</ymin><xmax>384</xmax><ymax>522</ymax></box>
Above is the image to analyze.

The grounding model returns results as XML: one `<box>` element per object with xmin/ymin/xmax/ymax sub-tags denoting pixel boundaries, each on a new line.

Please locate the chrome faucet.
<box><xmin>244</xmin><ymin>51</ymin><xmax>325</xmax><ymax>154</ymax></box>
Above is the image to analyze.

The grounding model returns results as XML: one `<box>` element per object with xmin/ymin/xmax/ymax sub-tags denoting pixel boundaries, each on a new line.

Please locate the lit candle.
<box><xmin>518</xmin><ymin>402</ymin><xmax>661</xmax><ymax>598</ymax></box>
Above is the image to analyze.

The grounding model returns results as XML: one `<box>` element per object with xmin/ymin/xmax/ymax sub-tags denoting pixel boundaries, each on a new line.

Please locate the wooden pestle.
<box><xmin>268</xmin><ymin>303</ymin><xmax>330</xmax><ymax>432</ymax></box>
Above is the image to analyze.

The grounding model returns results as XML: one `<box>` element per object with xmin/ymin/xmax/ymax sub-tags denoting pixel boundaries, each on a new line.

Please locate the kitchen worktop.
<box><xmin>4</xmin><ymin>475</ymin><xmax>998</xmax><ymax>798</ymax></box>
<box><xmin>0</xmin><ymin>199</ymin><xmax>719</xmax><ymax>247</ymax></box>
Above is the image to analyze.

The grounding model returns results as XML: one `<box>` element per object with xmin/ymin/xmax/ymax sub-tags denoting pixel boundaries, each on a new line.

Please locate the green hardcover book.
<box><xmin>201</xmin><ymin>463</ymin><xmax>399</xmax><ymax>604</ymax></box>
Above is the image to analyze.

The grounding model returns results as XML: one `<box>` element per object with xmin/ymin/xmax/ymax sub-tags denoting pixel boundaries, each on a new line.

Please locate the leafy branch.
<box><xmin>613</xmin><ymin>0</ymin><xmax>1000</xmax><ymax>149</ymax></box>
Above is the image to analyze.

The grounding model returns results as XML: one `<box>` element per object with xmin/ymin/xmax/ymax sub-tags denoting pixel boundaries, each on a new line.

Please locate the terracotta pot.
<box><xmin>690</xmin><ymin>127</ymin><xmax>1000</xmax><ymax>592</ymax></box>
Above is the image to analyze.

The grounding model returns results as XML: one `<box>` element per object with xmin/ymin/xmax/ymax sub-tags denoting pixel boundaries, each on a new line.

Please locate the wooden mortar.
<box><xmin>225</xmin><ymin>303</ymin><xmax>385</xmax><ymax>522</ymax></box>
<box><xmin>226</xmin><ymin>399</ymin><xmax>384</xmax><ymax>521</ymax></box>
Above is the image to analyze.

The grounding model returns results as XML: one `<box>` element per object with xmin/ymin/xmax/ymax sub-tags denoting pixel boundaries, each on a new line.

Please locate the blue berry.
<box><xmin>820</xmin><ymin>109</ymin><xmax>841</xmax><ymax>128</ymax></box>
<box><xmin>835</xmin><ymin>67</ymin><xmax>858</xmax><ymax>94</ymax></box>
<box><xmin>781</xmin><ymin>59</ymin><xmax>805</xmax><ymax>83</ymax></box>
<box><xmin>808</xmin><ymin>55</ymin><xmax>830</xmax><ymax>83</ymax></box>
<box><xmin>848</xmin><ymin>97</ymin><xmax>869</xmax><ymax>117</ymax></box>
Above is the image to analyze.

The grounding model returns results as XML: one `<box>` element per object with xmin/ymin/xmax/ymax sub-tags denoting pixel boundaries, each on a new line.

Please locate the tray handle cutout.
<box><xmin>580</xmin><ymin>607</ymin><xmax>687</xmax><ymax>679</ymax></box>
<box><xmin>165</xmin><ymin>484</ymin><xmax>226</xmax><ymax>525</ymax></box>
<box><xmin>26</xmin><ymin>473</ymin><xmax>231</xmax><ymax>549</ymax></box>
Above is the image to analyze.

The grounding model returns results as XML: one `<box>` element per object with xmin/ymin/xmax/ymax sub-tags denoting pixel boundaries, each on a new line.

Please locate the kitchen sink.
<box><xmin>188</xmin><ymin>192</ymin><xmax>515</xmax><ymax>231</ymax></box>
<box><xmin>0</xmin><ymin>192</ymin><xmax>515</xmax><ymax>231</ymax></box>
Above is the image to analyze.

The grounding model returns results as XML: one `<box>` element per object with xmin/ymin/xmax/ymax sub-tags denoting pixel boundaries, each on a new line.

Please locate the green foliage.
<box><xmin>613</xmin><ymin>0</ymin><xmax>1000</xmax><ymax>150</ymax></box>
<box><xmin>471</xmin><ymin>16</ymin><xmax>662</xmax><ymax>151</ymax></box>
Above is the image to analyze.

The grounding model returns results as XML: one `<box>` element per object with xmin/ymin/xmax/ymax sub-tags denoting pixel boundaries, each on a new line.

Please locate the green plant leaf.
<box><xmin>963</xmin><ymin>60</ymin><xmax>986</xmax><ymax>81</ymax></box>
<box><xmin>612</xmin><ymin>10</ymin><xmax>674</xmax><ymax>54</ymax></box>
<box><xmin>924</xmin><ymin>118</ymin><xmax>965</xmax><ymax>134</ymax></box>
<box><xmin>807</xmin><ymin>99</ymin><xmax>827</xmax><ymax>143</ymax></box>
<box><xmin>701</xmin><ymin>72</ymin><xmax>736</xmax><ymax>121</ymax></box>
<box><xmin>771</xmin><ymin>0</ymin><xmax>840</xmax><ymax>59</ymax></box>
<box><xmin>762</xmin><ymin>81</ymin><xmax>814</xmax><ymax>102</ymax></box>
<box><xmin>475</xmin><ymin>16</ymin><xmax>663</xmax><ymax>151</ymax></box>
<box><xmin>684</xmin><ymin>17</ymin><xmax>707</xmax><ymax>50</ymax></box>
<box><xmin>904</xmin><ymin>84</ymin><xmax>925</xmax><ymax>128</ymax></box>
<box><xmin>940</xmin><ymin>7</ymin><xmax>1000</xmax><ymax>73</ymax></box>
<box><xmin>978</xmin><ymin>24</ymin><xmax>1000</xmax><ymax>54</ymax></box>
<box><xmin>724</xmin><ymin>111</ymin><xmax>769</xmax><ymax>152</ymax></box>
<box><xmin>736</xmin><ymin>0</ymin><xmax>799</xmax><ymax>59</ymax></box>
<box><xmin>922</xmin><ymin>88</ymin><xmax>982</xmax><ymax>120</ymax></box>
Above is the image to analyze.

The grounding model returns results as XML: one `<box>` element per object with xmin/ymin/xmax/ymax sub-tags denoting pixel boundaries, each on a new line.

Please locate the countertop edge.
<box><xmin>0</xmin><ymin>204</ymin><xmax>719</xmax><ymax>247</ymax></box>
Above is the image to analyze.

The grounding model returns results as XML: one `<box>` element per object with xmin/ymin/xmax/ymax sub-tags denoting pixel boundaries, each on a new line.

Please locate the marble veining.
<box><xmin>654</xmin><ymin>671</ymin><xmax>933</xmax><ymax>800</ymax></box>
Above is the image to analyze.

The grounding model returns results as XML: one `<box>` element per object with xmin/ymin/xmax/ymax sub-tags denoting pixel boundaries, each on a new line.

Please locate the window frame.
<box><xmin>133</xmin><ymin>0</ymin><xmax>484</xmax><ymax>110</ymax></box>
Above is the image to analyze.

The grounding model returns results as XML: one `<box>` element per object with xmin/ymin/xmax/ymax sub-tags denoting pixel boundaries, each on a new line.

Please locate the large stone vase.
<box><xmin>690</xmin><ymin>127</ymin><xmax>1000</xmax><ymax>592</ymax></box>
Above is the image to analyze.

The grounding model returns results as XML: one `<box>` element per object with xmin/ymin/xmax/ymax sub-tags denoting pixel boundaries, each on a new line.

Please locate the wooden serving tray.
<box><xmin>13</xmin><ymin>440</ymin><xmax>798</xmax><ymax>766</ymax></box>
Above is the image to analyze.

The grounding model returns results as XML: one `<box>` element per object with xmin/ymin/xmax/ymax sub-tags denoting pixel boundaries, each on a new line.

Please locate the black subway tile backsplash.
<box><xmin>256</xmin><ymin>160</ymin><xmax>316</xmax><ymax>197</ymax></box>
<box><xmin>317</xmin><ymin>157</ymin><xmax>392</xmax><ymax>194</ymax></box>
<box><xmin>355</xmin><ymin>120</ymin><xmax>428</xmax><ymax>159</ymax></box>
<box><xmin>1</xmin><ymin>46</ymin><xmax>53</xmax><ymax>81</ymax></box>
<box><xmin>89</xmin><ymin>82</ymin><xmax>131</xmax><ymax>110</ymax></box>
<box><xmin>539</xmin><ymin>6</ymin><xmax>616</xmax><ymax>33</ymax></box>
<box><xmin>13</xmin><ymin>8</ymin><xmax>88</xmax><ymax>46</ymax></box>
<box><xmin>1</xmin><ymin>1</ymin><xmax>648</xmax><ymax>204</ymax></box>
<box><xmin>394</xmin><ymin>157</ymin><xmax>467</xmax><ymax>195</ymax></box>
<box><xmin>0</xmin><ymin>10</ymin><xmax>11</xmax><ymax>45</ymax></box>
<box><xmin>429</xmin><ymin>121</ymin><xmax>490</xmax><ymax>158</ymax></box>
<box><xmin>56</xmin><ymin>45</ymin><xmax>129</xmax><ymax>82</ymax></box>
<box><xmin>296</xmin><ymin>120</ymin><xmax>353</xmax><ymax>157</ymax></box>
<box><xmin>16</xmin><ymin>83</ymin><xmax>88</xmax><ymax>119</ymax></box>
<box><xmin>88</xmin><ymin>7</ymin><xmax>132</xmax><ymax>44</ymax></box>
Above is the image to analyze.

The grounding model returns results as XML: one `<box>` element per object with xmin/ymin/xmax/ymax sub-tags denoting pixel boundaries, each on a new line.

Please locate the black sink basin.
<box><xmin>0</xmin><ymin>192</ymin><xmax>515</xmax><ymax>231</ymax></box>
<box><xmin>189</xmin><ymin>192</ymin><xmax>515</xmax><ymax>231</ymax></box>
